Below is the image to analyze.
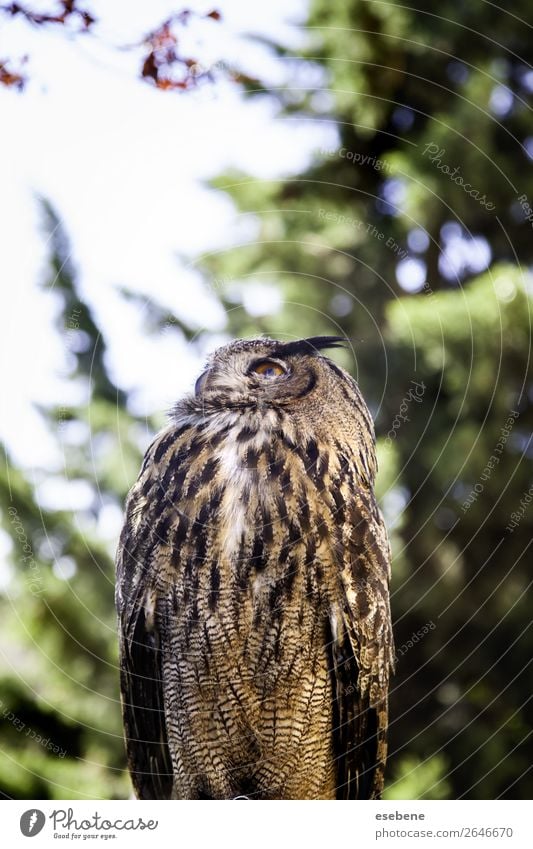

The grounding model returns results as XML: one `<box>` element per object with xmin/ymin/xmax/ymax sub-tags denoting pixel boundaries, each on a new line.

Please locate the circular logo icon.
<box><xmin>20</xmin><ymin>810</ymin><xmax>46</xmax><ymax>837</ymax></box>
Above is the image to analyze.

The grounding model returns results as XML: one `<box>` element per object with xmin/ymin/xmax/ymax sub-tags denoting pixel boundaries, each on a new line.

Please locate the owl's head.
<box><xmin>191</xmin><ymin>336</ymin><xmax>352</xmax><ymax>407</ymax></box>
<box><xmin>175</xmin><ymin>335</ymin><xmax>376</xmax><ymax>477</ymax></box>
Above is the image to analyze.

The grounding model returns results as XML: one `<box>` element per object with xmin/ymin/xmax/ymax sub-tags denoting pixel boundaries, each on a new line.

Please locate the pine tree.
<box><xmin>0</xmin><ymin>208</ymin><xmax>155</xmax><ymax>799</ymax></box>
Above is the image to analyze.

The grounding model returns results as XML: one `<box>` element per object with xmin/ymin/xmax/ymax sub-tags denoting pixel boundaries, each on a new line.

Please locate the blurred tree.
<box><xmin>198</xmin><ymin>0</ymin><xmax>533</xmax><ymax>799</ymax></box>
<box><xmin>0</xmin><ymin>208</ymin><xmax>165</xmax><ymax>799</ymax></box>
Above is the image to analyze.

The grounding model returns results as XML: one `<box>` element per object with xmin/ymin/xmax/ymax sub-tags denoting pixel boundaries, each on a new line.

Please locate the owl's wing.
<box><xmin>115</xmin><ymin>434</ymin><xmax>176</xmax><ymax>799</ymax></box>
<box><xmin>328</xmin><ymin>486</ymin><xmax>394</xmax><ymax>800</ymax></box>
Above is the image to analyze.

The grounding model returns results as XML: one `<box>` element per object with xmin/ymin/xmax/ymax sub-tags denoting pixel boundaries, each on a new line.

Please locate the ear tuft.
<box><xmin>270</xmin><ymin>336</ymin><xmax>348</xmax><ymax>358</ymax></box>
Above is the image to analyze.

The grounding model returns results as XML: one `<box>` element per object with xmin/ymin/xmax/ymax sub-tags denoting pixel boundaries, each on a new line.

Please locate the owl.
<box><xmin>115</xmin><ymin>336</ymin><xmax>394</xmax><ymax>800</ymax></box>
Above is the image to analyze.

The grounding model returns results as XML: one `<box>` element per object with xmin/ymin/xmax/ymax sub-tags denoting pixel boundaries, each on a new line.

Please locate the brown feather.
<box><xmin>116</xmin><ymin>337</ymin><xmax>394</xmax><ymax>799</ymax></box>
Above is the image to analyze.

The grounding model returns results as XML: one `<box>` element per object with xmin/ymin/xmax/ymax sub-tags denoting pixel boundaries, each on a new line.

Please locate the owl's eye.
<box><xmin>251</xmin><ymin>359</ymin><xmax>287</xmax><ymax>379</ymax></box>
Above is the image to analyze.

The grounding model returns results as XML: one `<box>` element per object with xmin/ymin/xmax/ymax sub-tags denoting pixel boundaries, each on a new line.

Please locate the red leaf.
<box><xmin>141</xmin><ymin>53</ymin><xmax>158</xmax><ymax>81</ymax></box>
<box><xmin>0</xmin><ymin>59</ymin><xmax>25</xmax><ymax>89</ymax></box>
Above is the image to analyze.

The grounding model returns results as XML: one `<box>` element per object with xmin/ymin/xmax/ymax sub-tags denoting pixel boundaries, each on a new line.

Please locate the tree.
<box><xmin>0</xmin><ymin>208</ymin><xmax>152</xmax><ymax>798</ymax></box>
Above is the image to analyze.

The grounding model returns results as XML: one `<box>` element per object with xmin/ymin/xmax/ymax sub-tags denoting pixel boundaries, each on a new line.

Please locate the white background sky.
<box><xmin>0</xmin><ymin>0</ymin><xmax>337</xmax><ymax>473</ymax></box>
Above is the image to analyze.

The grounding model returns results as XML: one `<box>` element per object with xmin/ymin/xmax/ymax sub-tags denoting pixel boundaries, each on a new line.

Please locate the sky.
<box><xmin>0</xmin><ymin>0</ymin><xmax>336</xmax><ymax>474</ymax></box>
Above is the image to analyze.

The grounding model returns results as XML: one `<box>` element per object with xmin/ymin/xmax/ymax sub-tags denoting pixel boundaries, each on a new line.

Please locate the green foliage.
<box><xmin>0</xmin><ymin>214</ymin><xmax>142</xmax><ymax>799</ymax></box>
<box><xmin>384</xmin><ymin>755</ymin><xmax>451</xmax><ymax>801</ymax></box>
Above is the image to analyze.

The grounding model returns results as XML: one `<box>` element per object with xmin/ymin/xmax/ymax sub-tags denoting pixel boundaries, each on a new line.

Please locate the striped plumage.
<box><xmin>115</xmin><ymin>336</ymin><xmax>394</xmax><ymax>799</ymax></box>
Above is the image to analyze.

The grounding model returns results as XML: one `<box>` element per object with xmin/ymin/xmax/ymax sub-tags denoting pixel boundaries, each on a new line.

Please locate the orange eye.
<box><xmin>252</xmin><ymin>360</ymin><xmax>286</xmax><ymax>378</ymax></box>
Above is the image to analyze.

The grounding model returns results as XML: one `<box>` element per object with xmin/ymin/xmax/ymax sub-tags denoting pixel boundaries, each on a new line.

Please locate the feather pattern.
<box><xmin>116</xmin><ymin>337</ymin><xmax>394</xmax><ymax>799</ymax></box>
